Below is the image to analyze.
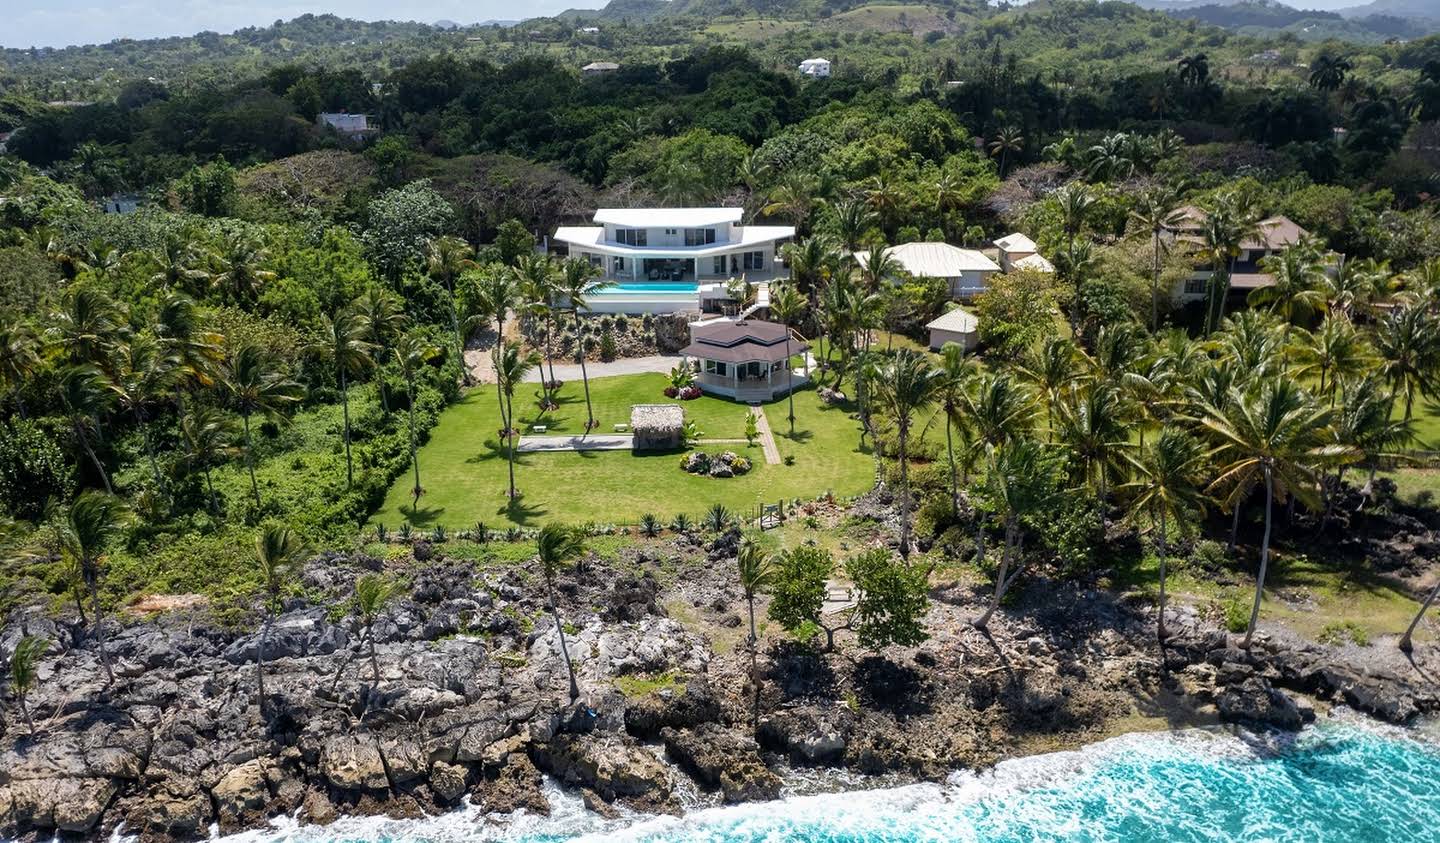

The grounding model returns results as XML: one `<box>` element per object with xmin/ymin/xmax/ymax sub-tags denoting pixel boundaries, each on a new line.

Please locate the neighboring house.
<box><xmin>852</xmin><ymin>242</ymin><xmax>1001</xmax><ymax>300</ymax></box>
<box><xmin>582</xmin><ymin>61</ymin><xmax>620</xmax><ymax>76</ymax></box>
<box><xmin>798</xmin><ymin>58</ymin><xmax>831</xmax><ymax>78</ymax></box>
<box><xmin>101</xmin><ymin>194</ymin><xmax>142</xmax><ymax>214</ymax></box>
<box><xmin>1165</xmin><ymin>207</ymin><xmax>1315</xmax><ymax>302</ymax></box>
<box><xmin>316</xmin><ymin>112</ymin><xmax>375</xmax><ymax>140</ymax></box>
<box><xmin>578</xmin><ymin>26</ymin><xmax>600</xmax><ymax>34</ymax></box>
<box><xmin>681</xmin><ymin>319</ymin><xmax>809</xmax><ymax>402</ymax></box>
<box><xmin>925</xmin><ymin>306</ymin><xmax>979</xmax><ymax>352</ymax></box>
<box><xmin>554</xmin><ymin>207</ymin><xmax>794</xmax><ymax>283</ymax></box>
<box><xmin>994</xmin><ymin>232</ymin><xmax>1054</xmax><ymax>273</ymax></box>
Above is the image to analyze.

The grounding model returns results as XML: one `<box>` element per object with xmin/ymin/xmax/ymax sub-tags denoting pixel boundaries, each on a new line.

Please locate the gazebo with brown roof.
<box><xmin>681</xmin><ymin>319</ymin><xmax>809</xmax><ymax>402</ymax></box>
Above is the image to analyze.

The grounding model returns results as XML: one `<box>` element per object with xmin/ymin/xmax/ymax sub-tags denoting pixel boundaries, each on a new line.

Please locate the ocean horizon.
<box><xmin>194</xmin><ymin>711</ymin><xmax>1440</xmax><ymax>843</ymax></box>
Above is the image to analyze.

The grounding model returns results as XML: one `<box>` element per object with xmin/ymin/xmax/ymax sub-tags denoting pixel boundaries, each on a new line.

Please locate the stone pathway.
<box><xmin>515</xmin><ymin>434</ymin><xmax>632</xmax><ymax>452</ymax></box>
<box><xmin>750</xmin><ymin>406</ymin><xmax>782</xmax><ymax>466</ymax></box>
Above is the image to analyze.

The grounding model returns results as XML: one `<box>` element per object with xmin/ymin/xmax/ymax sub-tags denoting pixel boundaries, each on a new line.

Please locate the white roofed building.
<box><xmin>798</xmin><ymin>58</ymin><xmax>831</xmax><ymax>78</ymax></box>
<box><xmin>926</xmin><ymin>307</ymin><xmax>980</xmax><ymax>352</ymax></box>
<box><xmin>550</xmin><ymin>208</ymin><xmax>795</xmax><ymax>313</ymax></box>
<box><xmin>994</xmin><ymin>232</ymin><xmax>1055</xmax><ymax>274</ymax></box>
<box><xmin>852</xmin><ymin>241</ymin><xmax>1000</xmax><ymax>300</ymax></box>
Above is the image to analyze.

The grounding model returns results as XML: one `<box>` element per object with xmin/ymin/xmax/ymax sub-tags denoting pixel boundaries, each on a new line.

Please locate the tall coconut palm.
<box><xmin>1058</xmin><ymin>382</ymin><xmax>1132</xmax><ymax>530</ymax></box>
<box><xmin>495</xmin><ymin>341</ymin><xmax>541</xmax><ymax>500</ymax></box>
<box><xmin>58</xmin><ymin>366</ymin><xmax>116</xmax><ymax>494</ymax></box>
<box><xmin>736</xmin><ymin>537</ymin><xmax>773</xmax><ymax>728</ymax></box>
<box><xmin>220</xmin><ymin>344</ymin><xmax>304</xmax><ymax>509</ymax></box>
<box><xmin>352</xmin><ymin>288</ymin><xmax>410</xmax><ymax>414</ymax></box>
<box><xmin>49</xmin><ymin>287</ymin><xmax>121</xmax><ymax>367</ymax></box>
<box><xmin>353</xmin><ymin>574</ymin><xmax>406</xmax><ymax>684</ymax></box>
<box><xmin>935</xmin><ymin>343</ymin><xmax>976</xmax><ymax>520</ymax></box>
<box><xmin>1178</xmin><ymin>53</ymin><xmax>1210</xmax><ymax>87</ymax></box>
<box><xmin>148</xmin><ymin>234</ymin><xmax>209</xmax><ymax>295</ymax></box>
<box><xmin>871</xmin><ymin>350</ymin><xmax>942</xmax><ymax>558</ymax></box>
<box><xmin>781</xmin><ymin>234</ymin><xmax>837</xmax><ymax>304</ymax></box>
<box><xmin>57</xmin><ymin>491</ymin><xmax>131</xmax><ymax>684</ymax></box>
<box><xmin>1309</xmin><ymin>54</ymin><xmax>1353</xmax><ymax>91</ymax></box>
<box><xmin>426</xmin><ymin>236</ymin><xmax>477</xmax><ymax>384</ymax></box>
<box><xmin>1122</xmin><ymin>427</ymin><xmax>1208</xmax><ymax>638</ymax></box>
<box><xmin>1054</xmin><ymin>183</ymin><xmax>1095</xmax><ymax>331</ymax></box>
<box><xmin>395</xmin><ymin>333</ymin><xmax>440</xmax><ymax>513</ymax></box>
<box><xmin>973</xmin><ymin>439</ymin><xmax>1065</xmax><ymax>629</ymax></box>
<box><xmin>768</xmin><ymin>283</ymin><xmax>807</xmax><ymax>435</ymax></box>
<box><xmin>1249</xmin><ymin>240</ymin><xmax>1328</xmax><ymax>328</ymax></box>
<box><xmin>1129</xmin><ymin>188</ymin><xmax>1186</xmax><ymax>330</ymax></box>
<box><xmin>254</xmin><ymin>525</ymin><xmax>307</xmax><ymax>703</ymax></box>
<box><xmin>1018</xmin><ymin>337</ymin><xmax>1084</xmax><ymax>440</ymax></box>
<box><xmin>1198</xmin><ymin>197</ymin><xmax>1263</xmax><ymax>334</ymax></box>
<box><xmin>1328</xmin><ymin>376</ymin><xmax>1414</xmax><ymax>510</ymax></box>
<box><xmin>988</xmin><ymin>126</ymin><xmax>1024</xmax><ymax>178</ymax></box>
<box><xmin>181</xmin><ymin>406</ymin><xmax>239</xmax><ymax>515</ymax></box>
<box><xmin>207</xmin><ymin>232</ymin><xmax>276</xmax><ymax>303</ymax></box>
<box><xmin>535</xmin><ymin>524</ymin><xmax>586</xmax><ymax>701</ymax></box>
<box><xmin>855</xmin><ymin>244</ymin><xmax>904</xmax><ymax>293</ymax></box>
<box><xmin>557</xmin><ymin>258</ymin><xmax>607</xmax><ymax>431</ymax></box>
<box><xmin>107</xmin><ymin>333</ymin><xmax>182</xmax><ymax>492</ymax></box>
<box><xmin>514</xmin><ymin>254</ymin><xmax>562</xmax><ymax>411</ymax></box>
<box><xmin>829</xmin><ymin>195</ymin><xmax>876</xmax><ymax>254</ymax></box>
<box><xmin>960</xmin><ymin>371</ymin><xmax>1036</xmax><ymax>464</ymax></box>
<box><xmin>1199</xmin><ymin>379</ymin><xmax>1343</xmax><ymax>647</ymax></box>
<box><xmin>154</xmin><ymin>292</ymin><xmax>224</xmax><ymax>404</ymax></box>
<box><xmin>470</xmin><ymin>271</ymin><xmax>520</xmax><ymax>432</ymax></box>
<box><xmin>1373</xmin><ymin>302</ymin><xmax>1440</xmax><ymax>421</ymax></box>
<box><xmin>306</xmin><ymin>308</ymin><xmax>376</xmax><ymax>488</ymax></box>
<box><xmin>0</xmin><ymin>317</ymin><xmax>41</xmax><ymax>416</ymax></box>
<box><xmin>1291</xmin><ymin>316</ymin><xmax>1373</xmax><ymax>405</ymax></box>
<box><xmin>8</xmin><ymin>634</ymin><xmax>47</xmax><ymax>732</ymax></box>
<box><xmin>763</xmin><ymin>170</ymin><xmax>821</xmax><ymax>230</ymax></box>
<box><xmin>1399</xmin><ymin>576</ymin><xmax>1440</xmax><ymax>653</ymax></box>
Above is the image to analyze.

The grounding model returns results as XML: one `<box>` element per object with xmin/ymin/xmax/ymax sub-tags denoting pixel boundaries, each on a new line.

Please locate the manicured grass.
<box><xmin>371</xmin><ymin>375</ymin><xmax>874</xmax><ymax>529</ymax></box>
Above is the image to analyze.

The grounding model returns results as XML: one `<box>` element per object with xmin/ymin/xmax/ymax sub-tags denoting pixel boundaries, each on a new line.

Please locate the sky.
<box><xmin>3</xmin><ymin>0</ymin><xmax>606</xmax><ymax>49</ymax></box>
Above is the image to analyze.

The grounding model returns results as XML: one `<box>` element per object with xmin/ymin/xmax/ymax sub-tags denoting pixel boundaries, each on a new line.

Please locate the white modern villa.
<box><xmin>551</xmin><ymin>208</ymin><xmax>795</xmax><ymax>313</ymax></box>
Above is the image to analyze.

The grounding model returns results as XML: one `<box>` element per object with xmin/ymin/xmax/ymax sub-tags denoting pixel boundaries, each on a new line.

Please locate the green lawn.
<box><xmin>372</xmin><ymin>374</ymin><xmax>874</xmax><ymax>529</ymax></box>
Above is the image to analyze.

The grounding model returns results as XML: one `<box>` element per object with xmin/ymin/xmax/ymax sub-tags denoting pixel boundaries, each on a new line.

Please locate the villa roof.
<box><xmin>582</xmin><ymin>61</ymin><xmax>619</xmax><ymax>71</ymax></box>
<box><xmin>852</xmin><ymin>242</ymin><xmax>999</xmax><ymax>278</ymax></box>
<box><xmin>630</xmin><ymin>404</ymin><xmax>684</xmax><ymax>434</ymax></box>
<box><xmin>926</xmin><ymin>307</ymin><xmax>979</xmax><ymax>334</ymax></box>
<box><xmin>1169</xmin><ymin>210</ymin><xmax>1310</xmax><ymax>252</ymax></box>
<box><xmin>552</xmin><ymin>224</ymin><xmax>795</xmax><ymax>256</ymax></box>
<box><xmin>680</xmin><ymin>319</ymin><xmax>806</xmax><ymax>364</ymax></box>
<box><xmin>593</xmin><ymin>208</ymin><xmax>743</xmax><ymax>228</ymax></box>
<box><xmin>994</xmin><ymin>232</ymin><xmax>1037</xmax><ymax>253</ymax></box>
<box><xmin>1012</xmin><ymin>253</ymin><xmax>1055</xmax><ymax>273</ymax></box>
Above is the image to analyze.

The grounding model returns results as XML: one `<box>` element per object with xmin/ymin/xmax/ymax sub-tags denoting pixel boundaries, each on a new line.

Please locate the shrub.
<box><xmin>1318</xmin><ymin>621</ymin><xmax>1370</xmax><ymax>647</ymax></box>
<box><xmin>639</xmin><ymin>513</ymin><xmax>660</xmax><ymax>537</ymax></box>
<box><xmin>670</xmin><ymin>513</ymin><xmax>694</xmax><ymax>534</ymax></box>
<box><xmin>0</xmin><ymin>419</ymin><xmax>75</xmax><ymax>520</ymax></box>
<box><xmin>1222</xmin><ymin>591</ymin><xmax>1250</xmax><ymax>633</ymax></box>
<box><xmin>1191</xmin><ymin>539</ymin><xmax>1228</xmax><ymax>572</ymax></box>
<box><xmin>600</xmin><ymin>330</ymin><xmax>617</xmax><ymax>361</ymax></box>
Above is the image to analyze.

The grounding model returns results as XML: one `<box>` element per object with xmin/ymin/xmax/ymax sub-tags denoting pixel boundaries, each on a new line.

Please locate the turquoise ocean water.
<box><xmin>213</xmin><ymin>717</ymin><xmax>1440</xmax><ymax>843</ymax></box>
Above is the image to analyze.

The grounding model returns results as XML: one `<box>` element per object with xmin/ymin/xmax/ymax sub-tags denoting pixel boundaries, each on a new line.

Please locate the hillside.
<box><xmin>1164</xmin><ymin>0</ymin><xmax>1438</xmax><ymax>40</ymax></box>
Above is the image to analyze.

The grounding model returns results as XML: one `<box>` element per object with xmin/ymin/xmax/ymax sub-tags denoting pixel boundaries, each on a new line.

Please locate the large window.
<box><xmin>712</xmin><ymin>256</ymin><xmax>727</xmax><ymax>275</ymax></box>
<box><xmin>684</xmin><ymin>228</ymin><xmax>717</xmax><ymax>246</ymax></box>
<box><xmin>612</xmin><ymin>256</ymin><xmax>627</xmax><ymax>274</ymax></box>
<box><xmin>742</xmin><ymin>250</ymin><xmax>765</xmax><ymax>271</ymax></box>
<box><xmin>704</xmin><ymin>359</ymin><xmax>728</xmax><ymax>376</ymax></box>
<box><xmin>615</xmin><ymin>228</ymin><xmax>647</xmax><ymax>246</ymax></box>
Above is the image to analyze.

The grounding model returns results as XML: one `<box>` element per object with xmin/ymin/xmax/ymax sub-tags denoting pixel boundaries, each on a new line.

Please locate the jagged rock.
<box><xmin>660</xmin><ymin>724</ymin><xmax>782</xmax><ymax>803</ymax></box>
<box><xmin>300</xmin><ymin>788</ymin><xmax>338</xmax><ymax>826</ymax></box>
<box><xmin>624</xmin><ymin>675</ymin><xmax>721</xmax><ymax>739</ymax></box>
<box><xmin>531</xmin><ymin>733</ymin><xmax>672</xmax><ymax>805</ymax></box>
<box><xmin>379</xmin><ymin>739</ymin><xmax>428</xmax><ymax>785</ymax></box>
<box><xmin>1216</xmin><ymin>677</ymin><xmax>1307</xmax><ymax>731</ymax></box>
<box><xmin>212</xmin><ymin>759</ymin><xmax>272</xmax><ymax>825</ymax></box>
<box><xmin>129</xmin><ymin>781</ymin><xmax>212</xmax><ymax>838</ymax></box>
<box><xmin>428</xmin><ymin>761</ymin><xmax>469</xmax><ymax>803</ymax></box>
<box><xmin>757</xmin><ymin>707</ymin><xmax>851</xmax><ymax>765</ymax></box>
<box><xmin>475</xmin><ymin>754</ymin><xmax>548</xmax><ymax>815</ymax></box>
<box><xmin>1343</xmin><ymin>679</ymin><xmax>1419</xmax><ymax>724</ymax></box>
<box><xmin>582</xmin><ymin>787</ymin><xmax>620</xmax><ymax>818</ymax></box>
<box><xmin>319</xmin><ymin>736</ymin><xmax>389</xmax><ymax>792</ymax></box>
<box><xmin>5</xmin><ymin>777</ymin><xmax>117</xmax><ymax>833</ymax></box>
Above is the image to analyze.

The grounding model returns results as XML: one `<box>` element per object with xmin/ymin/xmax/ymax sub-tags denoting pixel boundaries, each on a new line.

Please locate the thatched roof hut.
<box><xmin>631</xmin><ymin>404</ymin><xmax>684</xmax><ymax>451</ymax></box>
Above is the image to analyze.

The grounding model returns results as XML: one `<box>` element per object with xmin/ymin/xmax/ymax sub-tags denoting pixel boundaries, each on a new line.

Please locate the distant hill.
<box><xmin>556</xmin><ymin>0</ymin><xmax>967</xmax><ymax>23</ymax></box>
<box><xmin>1336</xmin><ymin>0</ymin><xmax>1440</xmax><ymax>21</ymax></box>
<box><xmin>1151</xmin><ymin>0</ymin><xmax>1437</xmax><ymax>39</ymax></box>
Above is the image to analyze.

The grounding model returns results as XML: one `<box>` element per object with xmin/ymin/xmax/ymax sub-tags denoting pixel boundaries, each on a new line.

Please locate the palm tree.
<box><xmin>1058</xmin><ymin>383</ymin><xmax>1132</xmax><ymax>530</ymax></box>
<box><xmin>871</xmin><ymin>350</ymin><xmax>942</xmax><ymax>558</ymax></box>
<box><xmin>1248</xmin><ymin>240</ymin><xmax>1328</xmax><ymax>328</ymax></box>
<box><xmin>736</xmin><ymin>537</ymin><xmax>773</xmax><ymax>728</ymax></box>
<box><xmin>1199</xmin><ymin>379</ymin><xmax>1341</xmax><ymax>647</ymax></box>
<box><xmin>763</xmin><ymin>170</ymin><xmax>821</xmax><ymax>230</ymax></box>
<box><xmin>1130</xmin><ymin>188</ymin><xmax>1186</xmax><ymax>330</ymax></box>
<box><xmin>973</xmin><ymin>439</ymin><xmax>1064</xmax><ymax>629</ymax></box>
<box><xmin>207</xmin><ymin>232</ymin><xmax>276</xmax><ymax>303</ymax></box>
<box><xmin>395</xmin><ymin>333</ymin><xmax>440</xmax><ymax>513</ymax></box>
<box><xmin>1017</xmin><ymin>337</ymin><xmax>1084</xmax><ymax>440</ymax></box>
<box><xmin>1054</xmin><ymin>183</ymin><xmax>1095</xmax><ymax>330</ymax></box>
<box><xmin>107</xmin><ymin>333</ymin><xmax>181</xmax><ymax>492</ymax></box>
<box><xmin>1178</xmin><ymin>53</ymin><xmax>1210</xmax><ymax>87</ymax></box>
<box><xmin>1199</xmin><ymin>195</ymin><xmax>1264</xmax><ymax>334</ymax></box>
<box><xmin>471</xmin><ymin>271</ymin><xmax>520</xmax><ymax>433</ymax></box>
<box><xmin>306</xmin><ymin>308</ymin><xmax>376</xmax><ymax>488</ymax></box>
<box><xmin>514</xmin><ymin>254</ymin><xmax>562</xmax><ymax>411</ymax></box>
<box><xmin>352</xmin><ymin>288</ymin><xmax>410</xmax><ymax>414</ymax></box>
<box><xmin>1328</xmin><ymin>376</ymin><xmax>1413</xmax><ymax>512</ymax></box>
<box><xmin>354</xmin><ymin>574</ymin><xmax>406</xmax><ymax>684</ymax></box>
<box><xmin>495</xmin><ymin>341</ymin><xmax>542</xmax><ymax>500</ymax></box>
<box><xmin>148</xmin><ymin>234</ymin><xmax>209</xmax><ymax>294</ymax></box>
<box><xmin>8</xmin><ymin>634</ymin><xmax>47</xmax><ymax>732</ymax></box>
<box><xmin>855</xmin><ymin>243</ymin><xmax>904</xmax><ymax>292</ymax></box>
<box><xmin>1292</xmin><ymin>315</ymin><xmax>1372</xmax><ymax>405</ymax></box>
<box><xmin>535</xmin><ymin>524</ymin><xmax>586</xmax><ymax>701</ymax></box>
<box><xmin>828</xmin><ymin>195</ymin><xmax>876</xmax><ymax>253</ymax></box>
<box><xmin>781</xmin><ymin>235</ymin><xmax>837</xmax><ymax>304</ymax></box>
<box><xmin>1122</xmin><ymin>427</ymin><xmax>1207</xmax><ymax>638</ymax></box>
<box><xmin>935</xmin><ymin>343</ymin><xmax>976</xmax><ymax>520</ymax></box>
<box><xmin>427</xmin><ymin>236</ymin><xmax>476</xmax><ymax>384</ymax></box>
<box><xmin>1399</xmin><ymin>575</ymin><xmax>1440</xmax><ymax>653</ymax></box>
<box><xmin>768</xmin><ymin>283</ymin><xmax>807</xmax><ymax>435</ymax></box>
<box><xmin>181</xmin><ymin>406</ymin><xmax>239</xmax><ymax>515</ymax></box>
<box><xmin>988</xmin><ymin>126</ymin><xmax>1024</xmax><ymax>178</ymax></box>
<box><xmin>0</xmin><ymin>317</ymin><xmax>40</xmax><ymax>416</ymax></box>
<box><xmin>48</xmin><ymin>287</ymin><xmax>120</xmax><ymax>367</ymax></box>
<box><xmin>58</xmin><ymin>366</ymin><xmax>116</xmax><ymax>494</ymax></box>
<box><xmin>1309</xmin><ymin>54</ymin><xmax>1353</xmax><ymax>91</ymax></box>
<box><xmin>557</xmin><ymin>258</ymin><xmax>607</xmax><ymax>431</ymax></box>
<box><xmin>254</xmin><ymin>525</ymin><xmax>307</xmax><ymax>703</ymax></box>
<box><xmin>57</xmin><ymin>491</ymin><xmax>130</xmax><ymax>684</ymax></box>
<box><xmin>220</xmin><ymin>344</ymin><xmax>304</xmax><ymax>509</ymax></box>
<box><xmin>1373</xmin><ymin>302</ymin><xmax>1440</xmax><ymax>421</ymax></box>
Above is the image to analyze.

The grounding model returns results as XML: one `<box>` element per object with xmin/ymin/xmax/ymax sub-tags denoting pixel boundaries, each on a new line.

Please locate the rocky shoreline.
<box><xmin>2</xmin><ymin>525</ymin><xmax>1438</xmax><ymax>841</ymax></box>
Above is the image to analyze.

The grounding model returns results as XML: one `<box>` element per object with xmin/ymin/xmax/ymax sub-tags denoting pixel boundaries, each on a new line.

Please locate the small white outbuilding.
<box><xmin>798</xmin><ymin>58</ymin><xmax>832</xmax><ymax>78</ymax></box>
<box><xmin>926</xmin><ymin>307</ymin><xmax>979</xmax><ymax>352</ymax></box>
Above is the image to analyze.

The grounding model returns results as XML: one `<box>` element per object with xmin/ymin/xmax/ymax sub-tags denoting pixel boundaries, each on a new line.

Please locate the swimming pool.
<box><xmin>593</xmin><ymin>281</ymin><xmax>699</xmax><ymax>296</ymax></box>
